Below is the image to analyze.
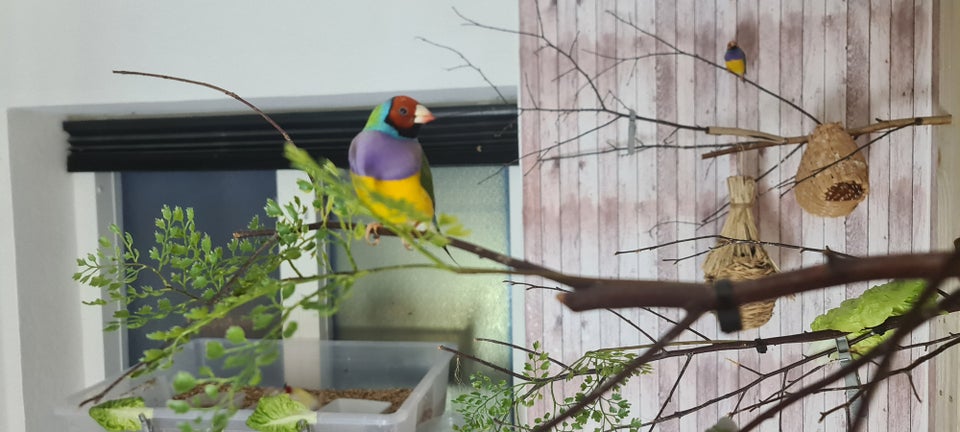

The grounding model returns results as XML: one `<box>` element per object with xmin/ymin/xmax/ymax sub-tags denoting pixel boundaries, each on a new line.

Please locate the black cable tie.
<box><xmin>754</xmin><ymin>337</ymin><xmax>768</xmax><ymax>354</ymax></box>
<box><xmin>714</xmin><ymin>279</ymin><xmax>742</xmax><ymax>333</ymax></box>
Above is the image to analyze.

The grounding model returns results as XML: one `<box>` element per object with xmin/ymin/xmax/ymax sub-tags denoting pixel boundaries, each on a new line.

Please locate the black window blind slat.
<box><xmin>65</xmin><ymin>104</ymin><xmax>518</xmax><ymax>172</ymax></box>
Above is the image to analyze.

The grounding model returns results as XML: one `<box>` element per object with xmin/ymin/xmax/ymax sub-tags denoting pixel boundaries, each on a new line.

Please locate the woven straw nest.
<box><xmin>794</xmin><ymin>123</ymin><xmax>869</xmax><ymax>217</ymax></box>
<box><xmin>703</xmin><ymin>176</ymin><xmax>779</xmax><ymax>330</ymax></box>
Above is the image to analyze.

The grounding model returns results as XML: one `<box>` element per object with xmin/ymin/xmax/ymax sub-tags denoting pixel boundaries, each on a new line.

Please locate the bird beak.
<box><xmin>414</xmin><ymin>104</ymin><xmax>435</xmax><ymax>124</ymax></box>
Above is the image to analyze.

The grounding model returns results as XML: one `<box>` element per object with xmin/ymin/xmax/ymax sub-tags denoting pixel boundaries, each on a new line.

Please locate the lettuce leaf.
<box><xmin>246</xmin><ymin>394</ymin><xmax>317</xmax><ymax>432</ymax></box>
<box><xmin>810</xmin><ymin>279</ymin><xmax>928</xmax><ymax>356</ymax></box>
<box><xmin>88</xmin><ymin>397</ymin><xmax>153</xmax><ymax>432</ymax></box>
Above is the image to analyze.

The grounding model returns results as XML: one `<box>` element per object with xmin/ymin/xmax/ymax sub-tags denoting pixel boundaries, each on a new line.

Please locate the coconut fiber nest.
<box><xmin>703</xmin><ymin>176</ymin><xmax>780</xmax><ymax>330</ymax></box>
<box><xmin>794</xmin><ymin>122</ymin><xmax>869</xmax><ymax>217</ymax></box>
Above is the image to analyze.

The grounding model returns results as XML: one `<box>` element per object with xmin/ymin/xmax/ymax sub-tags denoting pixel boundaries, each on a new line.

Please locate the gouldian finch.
<box><xmin>724</xmin><ymin>41</ymin><xmax>746</xmax><ymax>80</ymax></box>
<box><xmin>348</xmin><ymin>96</ymin><xmax>455</xmax><ymax>261</ymax></box>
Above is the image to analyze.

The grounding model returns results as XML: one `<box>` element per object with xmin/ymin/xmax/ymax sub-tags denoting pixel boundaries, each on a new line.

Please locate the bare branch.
<box><xmin>701</xmin><ymin>114</ymin><xmax>951</xmax><ymax>159</ymax></box>
<box><xmin>615</xmin><ymin>234</ymin><xmax>856</xmax><ymax>261</ymax></box>
<box><xmin>532</xmin><ymin>311</ymin><xmax>706</xmax><ymax>432</ymax></box>
<box><xmin>113</xmin><ymin>70</ymin><xmax>293</xmax><ymax>143</ymax></box>
<box><xmin>605</xmin><ymin>11</ymin><xmax>822</xmax><ymax>125</ymax></box>
<box><xmin>417</xmin><ymin>36</ymin><xmax>510</xmax><ymax>105</ymax></box>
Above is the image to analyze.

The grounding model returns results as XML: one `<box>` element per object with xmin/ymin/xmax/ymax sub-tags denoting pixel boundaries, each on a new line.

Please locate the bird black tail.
<box><xmin>441</xmin><ymin>245</ymin><xmax>459</xmax><ymax>266</ymax></box>
<box><xmin>433</xmin><ymin>217</ymin><xmax>460</xmax><ymax>266</ymax></box>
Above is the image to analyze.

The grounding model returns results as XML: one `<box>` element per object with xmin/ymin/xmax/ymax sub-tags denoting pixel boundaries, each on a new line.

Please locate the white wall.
<box><xmin>0</xmin><ymin>2</ymin><xmax>517</xmax><ymax>430</ymax></box>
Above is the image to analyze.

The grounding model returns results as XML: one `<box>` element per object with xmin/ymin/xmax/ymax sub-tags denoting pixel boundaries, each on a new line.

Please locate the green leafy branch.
<box><xmin>452</xmin><ymin>341</ymin><xmax>648</xmax><ymax>432</ymax></box>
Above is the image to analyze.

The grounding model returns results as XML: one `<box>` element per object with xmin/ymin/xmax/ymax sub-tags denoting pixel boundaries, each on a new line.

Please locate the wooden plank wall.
<box><xmin>519</xmin><ymin>0</ymin><xmax>936</xmax><ymax>430</ymax></box>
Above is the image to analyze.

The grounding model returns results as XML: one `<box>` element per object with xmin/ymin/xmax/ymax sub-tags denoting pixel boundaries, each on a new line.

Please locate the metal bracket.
<box><xmin>297</xmin><ymin>419</ymin><xmax>315</xmax><ymax>432</ymax></box>
<box><xmin>834</xmin><ymin>336</ymin><xmax>865</xmax><ymax>424</ymax></box>
<box><xmin>138</xmin><ymin>414</ymin><xmax>153</xmax><ymax>432</ymax></box>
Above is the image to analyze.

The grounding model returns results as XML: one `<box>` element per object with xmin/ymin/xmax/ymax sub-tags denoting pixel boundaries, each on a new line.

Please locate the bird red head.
<box><xmin>727</xmin><ymin>40</ymin><xmax>738</xmax><ymax>50</ymax></box>
<box><xmin>387</xmin><ymin>96</ymin><xmax>435</xmax><ymax>131</ymax></box>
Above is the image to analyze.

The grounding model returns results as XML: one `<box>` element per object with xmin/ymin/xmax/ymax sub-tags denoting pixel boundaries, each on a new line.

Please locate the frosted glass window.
<box><xmin>332</xmin><ymin>166</ymin><xmax>513</xmax><ymax>379</ymax></box>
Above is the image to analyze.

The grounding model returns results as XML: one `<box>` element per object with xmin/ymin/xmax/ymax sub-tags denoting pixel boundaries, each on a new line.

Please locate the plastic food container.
<box><xmin>57</xmin><ymin>339</ymin><xmax>454</xmax><ymax>431</ymax></box>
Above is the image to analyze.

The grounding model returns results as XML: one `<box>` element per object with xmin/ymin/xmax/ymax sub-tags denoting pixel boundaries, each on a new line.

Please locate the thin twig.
<box><xmin>615</xmin><ymin>234</ymin><xmax>856</xmax><ymax>260</ymax></box>
<box><xmin>648</xmin><ymin>355</ymin><xmax>694</xmax><ymax>432</ymax></box>
<box><xmin>475</xmin><ymin>337</ymin><xmax>572</xmax><ymax>371</ymax></box>
<box><xmin>532</xmin><ymin>311</ymin><xmax>705</xmax><ymax>432</ymax></box>
<box><xmin>417</xmin><ymin>37</ymin><xmax>510</xmax><ymax>105</ymax></box>
<box><xmin>514</xmin><ymin>281</ymin><xmax>660</xmax><ymax>345</ymax></box>
<box><xmin>774</xmin><ymin>126</ymin><xmax>904</xmax><ymax>197</ymax></box>
<box><xmin>606</xmin><ymin>11</ymin><xmax>821</xmax><ymax>125</ymax></box>
<box><xmin>112</xmin><ymin>70</ymin><xmax>293</xmax><ymax>143</ymax></box>
<box><xmin>440</xmin><ymin>345</ymin><xmax>530</xmax><ymax>381</ymax></box>
<box><xmin>701</xmin><ymin>114</ymin><xmax>951</xmax><ymax>159</ymax></box>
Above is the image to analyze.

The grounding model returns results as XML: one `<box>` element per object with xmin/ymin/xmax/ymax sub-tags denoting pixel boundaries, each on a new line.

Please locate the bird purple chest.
<box><xmin>725</xmin><ymin>47</ymin><xmax>745</xmax><ymax>62</ymax></box>
<box><xmin>349</xmin><ymin>130</ymin><xmax>423</xmax><ymax>181</ymax></box>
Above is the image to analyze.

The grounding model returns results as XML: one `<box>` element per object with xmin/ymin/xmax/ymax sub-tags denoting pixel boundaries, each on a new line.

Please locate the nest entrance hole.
<box><xmin>824</xmin><ymin>182</ymin><xmax>865</xmax><ymax>202</ymax></box>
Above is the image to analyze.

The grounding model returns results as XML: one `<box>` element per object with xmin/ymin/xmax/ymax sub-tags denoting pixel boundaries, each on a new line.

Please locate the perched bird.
<box><xmin>348</xmin><ymin>96</ymin><xmax>456</xmax><ymax>261</ymax></box>
<box><xmin>724</xmin><ymin>40</ymin><xmax>746</xmax><ymax>80</ymax></box>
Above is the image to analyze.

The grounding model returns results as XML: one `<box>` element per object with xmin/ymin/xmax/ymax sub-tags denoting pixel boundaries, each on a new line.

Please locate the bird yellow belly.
<box><xmin>351</xmin><ymin>173</ymin><xmax>434</xmax><ymax>225</ymax></box>
<box><xmin>726</xmin><ymin>59</ymin><xmax>745</xmax><ymax>77</ymax></box>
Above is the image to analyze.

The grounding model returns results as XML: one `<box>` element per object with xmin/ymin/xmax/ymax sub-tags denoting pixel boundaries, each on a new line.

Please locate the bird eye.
<box><xmin>398</xmin><ymin>107</ymin><xmax>409</xmax><ymax>116</ymax></box>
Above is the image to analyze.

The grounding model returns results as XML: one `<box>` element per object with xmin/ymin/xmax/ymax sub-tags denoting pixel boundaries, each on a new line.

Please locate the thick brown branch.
<box><xmin>740</xmin><ymin>251</ymin><xmax>960</xmax><ymax>431</ymax></box>
<box><xmin>560</xmin><ymin>252</ymin><xmax>960</xmax><ymax>313</ymax></box>
<box><xmin>239</xmin><ymin>224</ymin><xmax>958</xmax><ymax>320</ymax></box>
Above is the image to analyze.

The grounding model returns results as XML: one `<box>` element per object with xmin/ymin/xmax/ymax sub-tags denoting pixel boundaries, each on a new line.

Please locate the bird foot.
<box><xmin>364</xmin><ymin>223</ymin><xmax>383</xmax><ymax>246</ymax></box>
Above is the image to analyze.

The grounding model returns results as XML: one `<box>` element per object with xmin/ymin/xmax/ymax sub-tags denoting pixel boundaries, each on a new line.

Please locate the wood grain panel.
<box><xmin>516</xmin><ymin>0</ymin><xmax>938</xmax><ymax>429</ymax></box>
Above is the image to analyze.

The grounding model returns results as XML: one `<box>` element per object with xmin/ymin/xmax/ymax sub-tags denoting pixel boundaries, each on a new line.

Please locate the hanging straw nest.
<box><xmin>703</xmin><ymin>176</ymin><xmax>779</xmax><ymax>330</ymax></box>
<box><xmin>794</xmin><ymin>122</ymin><xmax>869</xmax><ymax>217</ymax></box>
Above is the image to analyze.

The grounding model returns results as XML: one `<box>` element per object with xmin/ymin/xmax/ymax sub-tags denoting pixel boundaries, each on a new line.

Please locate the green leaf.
<box><xmin>265</xmin><ymin>199</ymin><xmax>283</xmax><ymax>218</ymax></box>
<box><xmin>172</xmin><ymin>371</ymin><xmax>197</xmax><ymax>394</ymax></box>
<box><xmin>201</xmin><ymin>235</ymin><xmax>212</xmax><ymax>253</ymax></box>
<box><xmin>296</xmin><ymin>179</ymin><xmax>314</xmax><ymax>192</ymax></box>
<box><xmin>253</xmin><ymin>312</ymin><xmax>276</xmax><ymax>331</ymax></box>
<box><xmin>226</xmin><ymin>326</ymin><xmax>246</xmax><ymax>344</ymax></box>
<box><xmin>280</xmin><ymin>283</ymin><xmax>296</xmax><ymax>300</ymax></box>
<box><xmin>88</xmin><ymin>397</ymin><xmax>153</xmax><ymax>432</ymax></box>
<box><xmin>248</xmin><ymin>215</ymin><xmax>261</xmax><ymax>230</ymax></box>
<box><xmin>185</xmin><ymin>307</ymin><xmax>209</xmax><ymax>320</ymax></box>
<box><xmin>204</xmin><ymin>384</ymin><xmax>220</xmax><ymax>399</ymax></box>
<box><xmin>249</xmin><ymin>368</ymin><xmax>263</xmax><ymax>387</ymax></box>
<box><xmin>810</xmin><ymin>279</ymin><xmax>929</xmax><ymax>356</ymax></box>
<box><xmin>283</xmin><ymin>321</ymin><xmax>298</xmax><ymax>339</ymax></box>
<box><xmin>146</xmin><ymin>330</ymin><xmax>167</xmax><ymax>341</ymax></box>
<box><xmin>167</xmin><ymin>399</ymin><xmax>191</xmax><ymax>414</ymax></box>
<box><xmin>206</xmin><ymin>341</ymin><xmax>225</xmax><ymax>360</ymax></box>
<box><xmin>142</xmin><ymin>349</ymin><xmax>164</xmax><ymax>363</ymax></box>
<box><xmin>245</xmin><ymin>394</ymin><xmax>316</xmax><ymax>432</ymax></box>
<box><xmin>198</xmin><ymin>366</ymin><xmax>214</xmax><ymax>378</ymax></box>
